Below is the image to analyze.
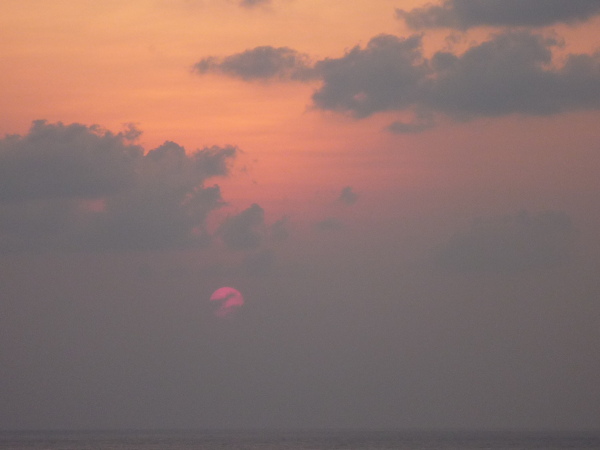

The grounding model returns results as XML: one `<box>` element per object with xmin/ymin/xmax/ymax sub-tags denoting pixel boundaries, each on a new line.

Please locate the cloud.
<box><xmin>313</xmin><ymin>31</ymin><xmax>600</xmax><ymax>122</ymax></box>
<box><xmin>0</xmin><ymin>121</ymin><xmax>237</xmax><ymax>252</ymax></box>
<box><xmin>194</xmin><ymin>46</ymin><xmax>314</xmax><ymax>82</ymax></box>
<box><xmin>195</xmin><ymin>31</ymin><xmax>600</xmax><ymax>128</ymax></box>
<box><xmin>426</xmin><ymin>31</ymin><xmax>600</xmax><ymax>117</ymax></box>
<box><xmin>338</xmin><ymin>186</ymin><xmax>358</xmax><ymax>205</ymax></box>
<box><xmin>396</xmin><ymin>0</ymin><xmax>600</xmax><ymax>30</ymax></box>
<box><xmin>312</xmin><ymin>34</ymin><xmax>428</xmax><ymax>118</ymax></box>
<box><xmin>0</xmin><ymin>120</ymin><xmax>140</xmax><ymax>201</ymax></box>
<box><xmin>219</xmin><ymin>203</ymin><xmax>265</xmax><ymax>250</ymax></box>
<box><xmin>239</xmin><ymin>0</ymin><xmax>270</xmax><ymax>8</ymax></box>
<box><xmin>435</xmin><ymin>210</ymin><xmax>576</xmax><ymax>272</ymax></box>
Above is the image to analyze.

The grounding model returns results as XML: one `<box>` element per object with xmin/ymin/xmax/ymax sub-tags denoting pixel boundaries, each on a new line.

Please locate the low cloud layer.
<box><xmin>194</xmin><ymin>31</ymin><xmax>600</xmax><ymax>130</ymax></box>
<box><xmin>0</xmin><ymin>121</ymin><xmax>237</xmax><ymax>252</ymax></box>
<box><xmin>397</xmin><ymin>0</ymin><xmax>600</xmax><ymax>30</ymax></box>
<box><xmin>436</xmin><ymin>210</ymin><xmax>576</xmax><ymax>272</ymax></box>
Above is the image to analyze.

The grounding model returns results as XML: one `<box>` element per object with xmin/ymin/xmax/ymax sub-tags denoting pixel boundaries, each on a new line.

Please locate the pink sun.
<box><xmin>209</xmin><ymin>287</ymin><xmax>245</xmax><ymax>317</ymax></box>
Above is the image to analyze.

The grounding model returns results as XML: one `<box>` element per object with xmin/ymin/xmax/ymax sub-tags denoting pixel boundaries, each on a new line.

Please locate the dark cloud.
<box><xmin>196</xmin><ymin>32</ymin><xmax>600</xmax><ymax>129</ymax></box>
<box><xmin>194</xmin><ymin>46</ymin><xmax>314</xmax><ymax>82</ymax></box>
<box><xmin>219</xmin><ymin>203</ymin><xmax>265</xmax><ymax>250</ymax></box>
<box><xmin>338</xmin><ymin>186</ymin><xmax>358</xmax><ymax>205</ymax></box>
<box><xmin>396</xmin><ymin>0</ymin><xmax>600</xmax><ymax>30</ymax></box>
<box><xmin>312</xmin><ymin>34</ymin><xmax>428</xmax><ymax>118</ymax></box>
<box><xmin>90</xmin><ymin>141</ymin><xmax>235</xmax><ymax>251</ymax></box>
<box><xmin>0</xmin><ymin>120</ymin><xmax>140</xmax><ymax>201</ymax></box>
<box><xmin>314</xmin><ymin>31</ymin><xmax>600</xmax><ymax>123</ymax></box>
<box><xmin>426</xmin><ymin>31</ymin><xmax>600</xmax><ymax>117</ymax></box>
<box><xmin>436</xmin><ymin>210</ymin><xmax>576</xmax><ymax>272</ymax></box>
<box><xmin>0</xmin><ymin>121</ymin><xmax>237</xmax><ymax>252</ymax></box>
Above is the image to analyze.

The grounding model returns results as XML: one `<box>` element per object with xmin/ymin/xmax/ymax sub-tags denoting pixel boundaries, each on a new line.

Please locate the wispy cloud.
<box><xmin>194</xmin><ymin>46</ymin><xmax>315</xmax><ymax>82</ymax></box>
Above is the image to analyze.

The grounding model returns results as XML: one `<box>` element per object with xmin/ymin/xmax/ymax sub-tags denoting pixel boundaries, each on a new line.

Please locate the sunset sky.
<box><xmin>1</xmin><ymin>0</ymin><xmax>600</xmax><ymax>431</ymax></box>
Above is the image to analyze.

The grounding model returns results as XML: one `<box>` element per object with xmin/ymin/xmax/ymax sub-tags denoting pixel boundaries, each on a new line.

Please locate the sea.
<box><xmin>1</xmin><ymin>430</ymin><xmax>599</xmax><ymax>450</ymax></box>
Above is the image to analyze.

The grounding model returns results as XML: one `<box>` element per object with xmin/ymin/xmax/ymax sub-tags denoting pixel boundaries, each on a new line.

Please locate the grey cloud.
<box><xmin>0</xmin><ymin>120</ymin><xmax>141</xmax><ymax>201</ymax></box>
<box><xmin>396</xmin><ymin>0</ymin><xmax>600</xmax><ymax>30</ymax></box>
<box><xmin>195</xmin><ymin>31</ymin><xmax>600</xmax><ymax>128</ymax></box>
<box><xmin>427</xmin><ymin>32</ymin><xmax>599</xmax><ymax>117</ymax></box>
<box><xmin>194</xmin><ymin>46</ymin><xmax>314</xmax><ymax>81</ymax></box>
<box><xmin>338</xmin><ymin>186</ymin><xmax>358</xmax><ymax>205</ymax></box>
<box><xmin>312</xmin><ymin>34</ymin><xmax>428</xmax><ymax>118</ymax></box>
<box><xmin>313</xmin><ymin>31</ymin><xmax>600</xmax><ymax>123</ymax></box>
<box><xmin>0</xmin><ymin>121</ymin><xmax>237</xmax><ymax>252</ymax></box>
<box><xmin>219</xmin><ymin>203</ymin><xmax>265</xmax><ymax>250</ymax></box>
<box><xmin>436</xmin><ymin>210</ymin><xmax>576</xmax><ymax>272</ymax></box>
<box><xmin>0</xmin><ymin>198</ymin><xmax>76</xmax><ymax>252</ymax></box>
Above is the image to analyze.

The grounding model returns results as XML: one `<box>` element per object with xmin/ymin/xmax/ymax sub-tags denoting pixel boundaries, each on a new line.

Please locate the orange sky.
<box><xmin>1</xmin><ymin>0</ymin><xmax>599</xmax><ymax>226</ymax></box>
<box><xmin>0</xmin><ymin>1</ymin><xmax>407</xmax><ymax>213</ymax></box>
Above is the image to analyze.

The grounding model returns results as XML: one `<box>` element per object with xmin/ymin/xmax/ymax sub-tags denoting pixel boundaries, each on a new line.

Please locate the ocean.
<box><xmin>1</xmin><ymin>430</ymin><xmax>599</xmax><ymax>450</ymax></box>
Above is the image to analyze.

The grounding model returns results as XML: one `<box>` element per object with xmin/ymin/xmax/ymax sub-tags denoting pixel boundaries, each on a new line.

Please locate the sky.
<box><xmin>1</xmin><ymin>0</ymin><xmax>599</xmax><ymax>431</ymax></box>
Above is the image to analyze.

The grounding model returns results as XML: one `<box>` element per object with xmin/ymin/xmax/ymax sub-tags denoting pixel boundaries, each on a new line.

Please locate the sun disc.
<box><xmin>209</xmin><ymin>286</ymin><xmax>244</xmax><ymax>317</ymax></box>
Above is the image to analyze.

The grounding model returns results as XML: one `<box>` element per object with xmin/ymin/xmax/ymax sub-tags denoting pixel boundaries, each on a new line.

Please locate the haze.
<box><xmin>1</xmin><ymin>0</ymin><xmax>599</xmax><ymax>431</ymax></box>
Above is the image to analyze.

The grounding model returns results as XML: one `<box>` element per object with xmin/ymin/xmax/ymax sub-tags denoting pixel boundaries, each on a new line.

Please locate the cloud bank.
<box><xmin>396</xmin><ymin>0</ymin><xmax>600</xmax><ymax>30</ymax></box>
<box><xmin>0</xmin><ymin>121</ymin><xmax>237</xmax><ymax>252</ymax></box>
<box><xmin>194</xmin><ymin>31</ymin><xmax>600</xmax><ymax>130</ymax></box>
